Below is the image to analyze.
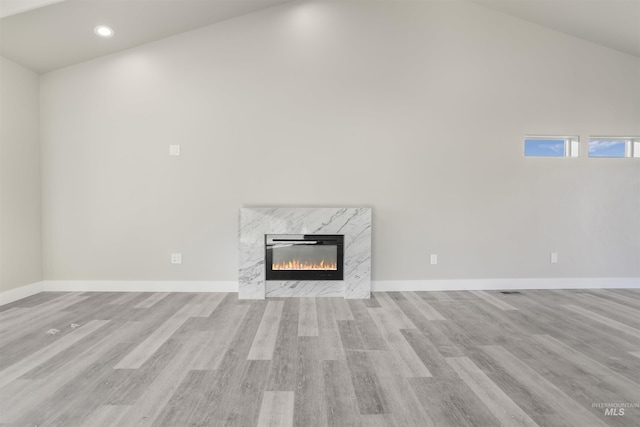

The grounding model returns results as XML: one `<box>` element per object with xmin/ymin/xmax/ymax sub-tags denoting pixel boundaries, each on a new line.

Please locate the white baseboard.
<box><xmin>2</xmin><ymin>278</ymin><xmax>638</xmax><ymax>305</ymax></box>
<box><xmin>43</xmin><ymin>281</ymin><xmax>239</xmax><ymax>293</ymax></box>
<box><xmin>371</xmin><ymin>278</ymin><xmax>640</xmax><ymax>292</ymax></box>
<box><xmin>0</xmin><ymin>281</ymin><xmax>45</xmax><ymax>306</ymax></box>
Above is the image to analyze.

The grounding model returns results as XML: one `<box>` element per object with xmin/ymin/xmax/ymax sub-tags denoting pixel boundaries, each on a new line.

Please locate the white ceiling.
<box><xmin>0</xmin><ymin>0</ymin><xmax>292</xmax><ymax>73</ymax></box>
<box><xmin>470</xmin><ymin>0</ymin><xmax>640</xmax><ymax>59</ymax></box>
<box><xmin>1</xmin><ymin>0</ymin><xmax>639</xmax><ymax>74</ymax></box>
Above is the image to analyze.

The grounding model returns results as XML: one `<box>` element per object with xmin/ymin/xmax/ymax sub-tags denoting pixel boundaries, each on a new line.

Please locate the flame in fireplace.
<box><xmin>272</xmin><ymin>259</ymin><xmax>337</xmax><ymax>271</ymax></box>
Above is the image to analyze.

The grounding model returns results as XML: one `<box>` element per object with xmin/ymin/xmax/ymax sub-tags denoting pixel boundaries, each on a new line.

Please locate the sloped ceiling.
<box><xmin>470</xmin><ymin>0</ymin><xmax>640</xmax><ymax>58</ymax></box>
<box><xmin>1</xmin><ymin>0</ymin><xmax>639</xmax><ymax>74</ymax></box>
<box><xmin>0</xmin><ymin>0</ymin><xmax>292</xmax><ymax>73</ymax></box>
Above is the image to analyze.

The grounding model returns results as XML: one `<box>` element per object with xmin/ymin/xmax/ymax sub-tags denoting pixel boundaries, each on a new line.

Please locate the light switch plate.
<box><xmin>430</xmin><ymin>254</ymin><xmax>438</xmax><ymax>265</ymax></box>
<box><xmin>169</xmin><ymin>145</ymin><xmax>181</xmax><ymax>156</ymax></box>
<box><xmin>550</xmin><ymin>252</ymin><xmax>558</xmax><ymax>263</ymax></box>
<box><xmin>171</xmin><ymin>253</ymin><xmax>182</xmax><ymax>264</ymax></box>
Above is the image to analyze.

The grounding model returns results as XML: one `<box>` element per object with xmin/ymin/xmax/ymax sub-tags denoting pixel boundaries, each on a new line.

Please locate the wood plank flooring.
<box><xmin>1</xmin><ymin>289</ymin><xmax>640</xmax><ymax>426</ymax></box>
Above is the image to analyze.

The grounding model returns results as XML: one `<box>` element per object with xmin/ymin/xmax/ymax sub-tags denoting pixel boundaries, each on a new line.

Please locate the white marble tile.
<box><xmin>266</xmin><ymin>282</ymin><xmax>345</xmax><ymax>298</ymax></box>
<box><xmin>239</xmin><ymin>207</ymin><xmax>371</xmax><ymax>299</ymax></box>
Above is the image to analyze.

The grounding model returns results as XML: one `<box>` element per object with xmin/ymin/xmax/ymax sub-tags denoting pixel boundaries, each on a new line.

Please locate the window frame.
<box><xmin>524</xmin><ymin>135</ymin><xmax>580</xmax><ymax>158</ymax></box>
<box><xmin>588</xmin><ymin>136</ymin><xmax>640</xmax><ymax>158</ymax></box>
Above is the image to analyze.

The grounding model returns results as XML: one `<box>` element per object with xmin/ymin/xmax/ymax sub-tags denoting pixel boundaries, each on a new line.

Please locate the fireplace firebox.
<box><xmin>265</xmin><ymin>234</ymin><xmax>344</xmax><ymax>281</ymax></box>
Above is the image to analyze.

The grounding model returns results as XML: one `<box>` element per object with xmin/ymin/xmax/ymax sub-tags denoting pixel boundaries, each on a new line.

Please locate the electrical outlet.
<box><xmin>171</xmin><ymin>253</ymin><xmax>182</xmax><ymax>264</ymax></box>
<box><xmin>430</xmin><ymin>254</ymin><xmax>438</xmax><ymax>265</ymax></box>
<box><xmin>169</xmin><ymin>145</ymin><xmax>181</xmax><ymax>156</ymax></box>
<box><xmin>550</xmin><ymin>252</ymin><xmax>558</xmax><ymax>263</ymax></box>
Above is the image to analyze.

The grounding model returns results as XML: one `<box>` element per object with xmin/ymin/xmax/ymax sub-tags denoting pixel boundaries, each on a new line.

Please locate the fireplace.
<box><xmin>265</xmin><ymin>234</ymin><xmax>344</xmax><ymax>281</ymax></box>
<box><xmin>239</xmin><ymin>207</ymin><xmax>371</xmax><ymax>299</ymax></box>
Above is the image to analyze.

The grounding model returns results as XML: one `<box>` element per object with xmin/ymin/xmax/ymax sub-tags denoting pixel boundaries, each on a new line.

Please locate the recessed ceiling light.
<box><xmin>94</xmin><ymin>25</ymin><xmax>114</xmax><ymax>38</ymax></box>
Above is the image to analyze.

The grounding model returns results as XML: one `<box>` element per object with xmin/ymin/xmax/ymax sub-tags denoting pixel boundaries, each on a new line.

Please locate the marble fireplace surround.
<box><xmin>239</xmin><ymin>207</ymin><xmax>371</xmax><ymax>299</ymax></box>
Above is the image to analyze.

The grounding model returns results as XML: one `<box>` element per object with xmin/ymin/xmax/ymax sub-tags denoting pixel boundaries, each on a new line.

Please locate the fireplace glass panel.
<box><xmin>265</xmin><ymin>234</ymin><xmax>344</xmax><ymax>280</ymax></box>
<box><xmin>272</xmin><ymin>245</ymin><xmax>337</xmax><ymax>271</ymax></box>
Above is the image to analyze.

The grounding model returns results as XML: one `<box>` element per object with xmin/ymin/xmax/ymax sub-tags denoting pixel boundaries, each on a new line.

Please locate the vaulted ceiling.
<box><xmin>1</xmin><ymin>0</ymin><xmax>639</xmax><ymax>74</ymax></box>
<box><xmin>470</xmin><ymin>0</ymin><xmax>640</xmax><ymax>59</ymax></box>
<box><xmin>0</xmin><ymin>0</ymin><xmax>292</xmax><ymax>73</ymax></box>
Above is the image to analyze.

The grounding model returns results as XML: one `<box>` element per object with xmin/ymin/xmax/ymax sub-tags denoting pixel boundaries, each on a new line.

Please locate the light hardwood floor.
<box><xmin>1</xmin><ymin>289</ymin><xmax>639</xmax><ymax>426</ymax></box>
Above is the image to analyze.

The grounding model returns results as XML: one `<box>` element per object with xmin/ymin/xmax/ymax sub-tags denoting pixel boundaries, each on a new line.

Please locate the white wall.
<box><xmin>39</xmin><ymin>0</ymin><xmax>640</xmax><ymax>283</ymax></box>
<box><xmin>0</xmin><ymin>55</ymin><xmax>42</xmax><ymax>293</ymax></box>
